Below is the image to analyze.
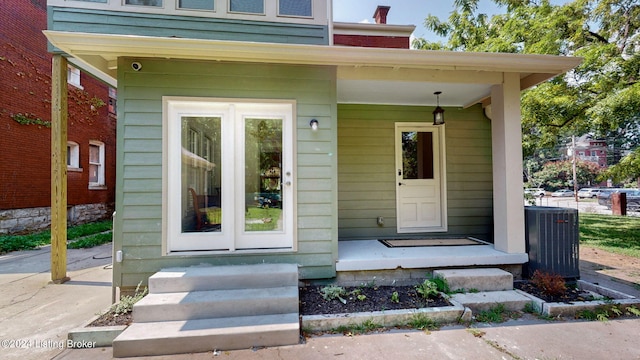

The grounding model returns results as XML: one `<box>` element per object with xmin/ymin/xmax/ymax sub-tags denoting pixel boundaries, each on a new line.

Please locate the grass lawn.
<box><xmin>0</xmin><ymin>220</ymin><xmax>112</xmax><ymax>254</ymax></box>
<box><xmin>580</xmin><ymin>213</ymin><xmax>640</xmax><ymax>258</ymax></box>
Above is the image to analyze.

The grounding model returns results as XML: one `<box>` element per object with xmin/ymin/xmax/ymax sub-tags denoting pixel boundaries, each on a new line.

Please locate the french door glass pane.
<box><xmin>402</xmin><ymin>131</ymin><xmax>434</xmax><ymax>180</ymax></box>
<box><xmin>244</xmin><ymin>118</ymin><xmax>283</xmax><ymax>232</ymax></box>
<box><xmin>181</xmin><ymin>116</ymin><xmax>222</xmax><ymax>233</ymax></box>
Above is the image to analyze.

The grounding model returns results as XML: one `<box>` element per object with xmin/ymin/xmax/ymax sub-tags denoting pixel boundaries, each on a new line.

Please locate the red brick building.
<box><xmin>333</xmin><ymin>6</ymin><xmax>414</xmax><ymax>49</ymax></box>
<box><xmin>0</xmin><ymin>0</ymin><xmax>116</xmax><ymax>234</ymax></box>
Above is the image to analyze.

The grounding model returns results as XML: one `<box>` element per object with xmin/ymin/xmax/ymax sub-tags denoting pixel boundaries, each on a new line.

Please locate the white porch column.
<box><xmin>490</xmin><ymin>73</ymin><xmax>525</xmax><ymax>253</ymax></box>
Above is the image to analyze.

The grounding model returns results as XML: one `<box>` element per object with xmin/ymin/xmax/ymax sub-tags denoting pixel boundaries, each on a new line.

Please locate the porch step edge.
<box><xmin>149</xmin><ymin>263</ymin><xmax>299</xmax><ymax>293</ymax></box>
<box><xmin>133</xmin><ymin>286</ymin><xmax>299</xmax><ymax>322</ymax></box>
<box><xmin>434</xmin><ymin>268</ymin><xmax>513</xmax><ymax>292</ymax></box>
<box><xmin>451</xmin><ymin>290</ymin><xmax>532</xmax><ymax>312</ymax></box>
<box><xmin>112</xmin><ymin>313</ymin><xmax>300</xmax><ymax>358</ymax></box>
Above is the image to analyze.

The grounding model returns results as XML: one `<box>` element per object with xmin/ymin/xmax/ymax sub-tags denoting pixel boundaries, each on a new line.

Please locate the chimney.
<box><xmin>373</xmin><ymin>5</ymin><xmax>391</xmax><ymax>24</ymax></box>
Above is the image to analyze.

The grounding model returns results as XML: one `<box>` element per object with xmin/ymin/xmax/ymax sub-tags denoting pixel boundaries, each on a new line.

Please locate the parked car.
<box><xmin>524</xmin><ymin>188</ymin><xmax>545</xmax><ymax>197</ymax></box>
<box><xmin>627</xmin><ymin>190</ymin><xmax>640</xmax><ymax>211</ymax></box>
<box><xmin>551</xmin><ymin>189</ymin><xmax>574</xmax><ymax>197</ymax></box>
<box><xmin>597</xmin><ymin>188</ymin><xmax>640</xmax><ymax>209</ymax></box>
<box><xmin>577</xmin><ymin>188</ymin><xmax>601</xmax><ymax>199</ymax></box>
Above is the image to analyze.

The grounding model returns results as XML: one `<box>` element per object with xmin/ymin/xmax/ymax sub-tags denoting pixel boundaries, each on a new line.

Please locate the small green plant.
<box><xmin>576</xmin><ymin>309</ymin><xmax>597</xmax><ymax>321</ymax></box>
<box><xmin>409</xmin><ymin>314</ymin><xmax>439</xmax><ymax>331</ymax></box>
<box><xmin>357</xmin><ymin>294</ymin><xmax>367</xmax><ymax>301</ymax></box>
<box><xmin>112</xmin><ymin>282</ymin><xmax>148</xmax><ymax>316</ymax></box>
<box><xmin>430</xmin><ymin>276</ymin><xmax>450</xmax><ymax>294</ymax></box>
<box><xmin>333</xmin><ymin>319</ymin><xmax>382</xmax><ymax>335</ymax></box>
<box><xmin>320</xmin><ymin>285</ymin><xmax>348</xmax><ymax>304</ymax></box>
<box><xmin>627</xmin><ymin>305</ymin><xmax>640</xmax><ymax>317</ymax></box>
<box><xmin>523</xmin><ymin>301</ymin><xmax>540</xmax><ymax>314</ymax></box>
<box><xmin>11</xmin><ymin>113</ymin><xmax>51</xmax><ymax>127</ymax></box>
<box><xmin>475</xmin><ymin>304</ymin><xmax>508</xmax><ymax>323</ymax></box>
<box><xmin>390</xmin><ymin>291</ymin><xmax>400</xmax><ymax>303</ymax></box>
<box><xmin>415</xmin><ymin>279</ymin><xmax>439</xmax><ymax>299</ymax></box>
<box><xmin>531</xmin><ymin>270</ymin><xmax>566</xmax><ymax>297</ymax></box>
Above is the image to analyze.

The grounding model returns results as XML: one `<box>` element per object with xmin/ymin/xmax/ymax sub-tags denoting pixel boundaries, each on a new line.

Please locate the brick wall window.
<box><xmin>108</xmin><ymin>87</ymin><xmax>117</xmax><ymax>115</ymax></box>
<box><xmin>67</xmin><ymin>65</ymin><xmax>82</xmax><ymax>89</ymax></box>
<box><xmin>89</xmin><ymin>141</ymin><xmax>105</xmax><ymax>188</ymax></box>
<box><xmin>67</xmin><ymin>141</ymin><xmax>80</xmax><ymax>169</ymax></box>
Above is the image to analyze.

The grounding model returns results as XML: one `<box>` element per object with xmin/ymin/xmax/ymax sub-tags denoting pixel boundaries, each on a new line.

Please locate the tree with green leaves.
<box><xmin>415</xmin><ymin>0</ymin><xmax>639</xmax><ymax>169</ymax></box>
<box><xmin>533</xmin><ymin>160</ymin><xmax>601</xmax><ymax>190</ymax></box>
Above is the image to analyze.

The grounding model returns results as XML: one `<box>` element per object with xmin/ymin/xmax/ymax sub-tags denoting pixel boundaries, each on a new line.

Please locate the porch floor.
<box><xmin>336</xmin><ymin>240</ymin><xmax>528</xmax><ymax>272</ymax></box>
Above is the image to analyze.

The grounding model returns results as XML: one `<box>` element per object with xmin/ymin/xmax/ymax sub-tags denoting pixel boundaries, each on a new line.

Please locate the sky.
<box><xmin>333</xmin><ymin>0</ymin><xmax>568</xmax><ymax>43</ymax></box>
<box><xmin>333</xmin><ymin>0</ymin><xmax>503</xmax><ymax>42</ymax></box>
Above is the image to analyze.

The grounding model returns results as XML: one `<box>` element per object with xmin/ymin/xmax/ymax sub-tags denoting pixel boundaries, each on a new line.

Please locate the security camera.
<box><xmin>131</xmin><ymin>62</ymin><xmax>142</xmax><ymax>71</ymax></box>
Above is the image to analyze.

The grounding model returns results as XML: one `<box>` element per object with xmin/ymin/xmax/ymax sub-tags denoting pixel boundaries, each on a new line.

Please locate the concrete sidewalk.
<box><xmin>0</xmin><ymin>243</ymin><xmax>113</xmax><ymax>360</ymax></box>
<box><xmin>54</xmin><ymin>317</ymin><xmax>640</xmax><ymax>360</ymax></box>
<box><xmin>2</xmin><ymin>243</ymin><xmax>640</xmax><ymax>360</ymax></box>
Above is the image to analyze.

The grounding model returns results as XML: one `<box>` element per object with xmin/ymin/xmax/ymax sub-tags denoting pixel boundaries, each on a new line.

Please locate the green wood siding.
<box><xmin>114</xmin><ymin>59</ymin><xmax>337</xmax><ymax>287</ymax></box>
<box><xmin>48</xmin><ymin>7</ymin><xmax>329</xmax><ymax>45</ymax></box>
<box><xmin>337</xmin><ymin>104</ymin><xmax>493</xmax><ymax>241</ymax></box>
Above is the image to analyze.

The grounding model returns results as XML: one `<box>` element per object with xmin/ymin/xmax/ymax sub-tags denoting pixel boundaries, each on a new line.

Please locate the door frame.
<box><xmin>162</xmin><ymin>97</ymin><xmax>297</xmax><ymax>255</ymax></box>
<box><xmin>394</xmin><ymin>122</ymin><xmax>448</xmax><ymax>233</ymax></box>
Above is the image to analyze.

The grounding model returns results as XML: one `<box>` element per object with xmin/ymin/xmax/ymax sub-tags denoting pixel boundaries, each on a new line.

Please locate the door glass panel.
<box><xmin>181</xmin><ymin>116</ymin><xmax>222</xmax><ymax>233</ymax></box>
<box><xmin>244</xmin><ymin>118</ymin><xmax>283</xmax><ymax>232</ymax></box>
<box><xmin>402</xmin><ymin>131</ymin><xmax>434</xmax><ymax>180</ymax></box>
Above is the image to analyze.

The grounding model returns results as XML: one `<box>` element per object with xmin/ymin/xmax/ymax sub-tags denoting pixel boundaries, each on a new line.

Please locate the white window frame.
<box><xmin>67</xmin><ymin>65</ymin><xmax>82</xmax><ymax>89</ymax></box>
<box><xmin>88</xmin><ymin>141</ymin><xmax>106</xmax><ymax>188</ymax></box>
<box><xmin>67</xmin><ymin>141</ymin><xmax>81</xmax><ymax>171</ymax></box>
<box><xmin>163</xmin><ymin>97</ymin><xmax>296</xmax><ymax>255</ymax></box>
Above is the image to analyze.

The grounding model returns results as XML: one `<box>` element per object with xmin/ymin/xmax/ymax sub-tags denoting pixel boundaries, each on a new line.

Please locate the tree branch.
<box><xmin>587</xmin><ymin>30</ymin><xmax>609</xmax><ymax>44</ymax></box>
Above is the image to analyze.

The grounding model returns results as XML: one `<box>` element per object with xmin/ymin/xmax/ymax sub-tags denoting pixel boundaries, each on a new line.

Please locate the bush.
<box><xmin>531</xmin><ymin>270</ymin><xmax>566</xmax><ymax>297</ymax></box>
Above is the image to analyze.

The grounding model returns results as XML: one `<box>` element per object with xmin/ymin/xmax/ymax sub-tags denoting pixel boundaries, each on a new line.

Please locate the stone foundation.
<box><xmin>0</xmin><ymin>203</ymin><xmax>114</xmax><ymax>234</ymax></box>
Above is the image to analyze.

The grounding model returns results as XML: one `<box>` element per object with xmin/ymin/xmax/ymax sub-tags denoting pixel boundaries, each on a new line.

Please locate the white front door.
<box><xmin>164</xmin><ymin>98</ymin><xmax>295</xmax><ymax>252</ymax></box>
<box><xmin>395</xmin><ymin>123</ymin><xmax>447</xmax><ymax>233</ymax></box>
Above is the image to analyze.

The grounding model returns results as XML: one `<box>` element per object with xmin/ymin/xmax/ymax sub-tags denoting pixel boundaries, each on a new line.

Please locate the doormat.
<box><xmin>379</xmin><ymin>238</ymin><xmax>487</xmax><ymax>248</ymax></box>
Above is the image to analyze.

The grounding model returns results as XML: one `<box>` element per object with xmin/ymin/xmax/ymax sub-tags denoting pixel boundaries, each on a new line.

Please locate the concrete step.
<box><xmin>433</xmin><ymin>268</ymin><xmax>513</xmax><ymax>292</ymax></box>
<box><xmin>112</xmin><ymin>313</ymin><xmax>300</xmax><ymax>358</ymax></box>
<box><xmin>133</xmin><ymin>286</ymin><xmax>299</xmax><ymax>323</ymax></box>
<box><xmin>149</xmin><ymin>263</ymin><xmax>299</xmax><ymax>293</ymax></box>
<box><xmin>451</xmin><ymin>290</ymin><xmax>533</xmax><ymax>312</ymax></box>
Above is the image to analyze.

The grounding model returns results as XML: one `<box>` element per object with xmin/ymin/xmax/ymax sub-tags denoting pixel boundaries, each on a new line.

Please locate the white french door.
<box><xmin>395</xmin><ymin>123</ymin><xmax>447</xmax><ymax>233</ymax></box>
<box><xmin>164</xmin><ymin>98</ymin><xmax>295</xmax><ymax>252</ymax></box>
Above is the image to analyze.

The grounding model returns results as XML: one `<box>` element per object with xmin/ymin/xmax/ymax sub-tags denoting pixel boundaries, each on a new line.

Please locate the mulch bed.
<box><xmin>514</xmin><ymin>281</ymin><xmax>597</xmax><ymax>303</ymax></box>
<box><xmin>88</xmin><ymin>312</ymin><xmax>132</xmax><ymax>327</ymax></box>
<box><xmin>299</xmin><ymin>285</ymin><xmax>451</xmax><ymax>316</ymax></box>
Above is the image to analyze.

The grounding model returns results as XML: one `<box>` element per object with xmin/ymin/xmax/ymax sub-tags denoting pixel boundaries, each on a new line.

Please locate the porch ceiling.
<box><xmin>44</xmin><ymin>31</ymin><xmax>582</xmax><ymax>107</ymax></box>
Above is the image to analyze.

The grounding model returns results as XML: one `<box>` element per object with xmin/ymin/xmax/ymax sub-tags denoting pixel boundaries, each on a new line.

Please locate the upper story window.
<box><xmin>89</xmin><ymin>141</ymin><xmax>106</xmax><ymax>188</ymax></box>
<box><xmin>278</xmin><ymin>0</ymin><xmax>312</xmax><ymax>17</ymax></box>
<box><xmin>108</xmin><ymin>87</ymin><xmax>117</xmax><ymax>115</ymax></box>
<box><xmin>229</xmin><ymin>0</ymin><xmax>263</xmax><ymax>14</ymax></box>
<box><xmin>67</xmin><ymin>66</ymin><xmax>82</xmax><ymax>89</ymax></box>
<box><xmin>125</xmin><ymin>0</ymin><xmax>163</xmax><ymax>7</ymax></box>
<box><xmin>179</xmin><ymin>0</ymin><xmax>214</xmax><ymax>10</ymax></box>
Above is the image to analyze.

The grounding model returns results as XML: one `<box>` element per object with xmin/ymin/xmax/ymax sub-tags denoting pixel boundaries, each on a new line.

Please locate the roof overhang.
<box><xmin>44</xmin><ymin>31</ymin><xmax>582</xmax><ymax>107</ymax></box>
